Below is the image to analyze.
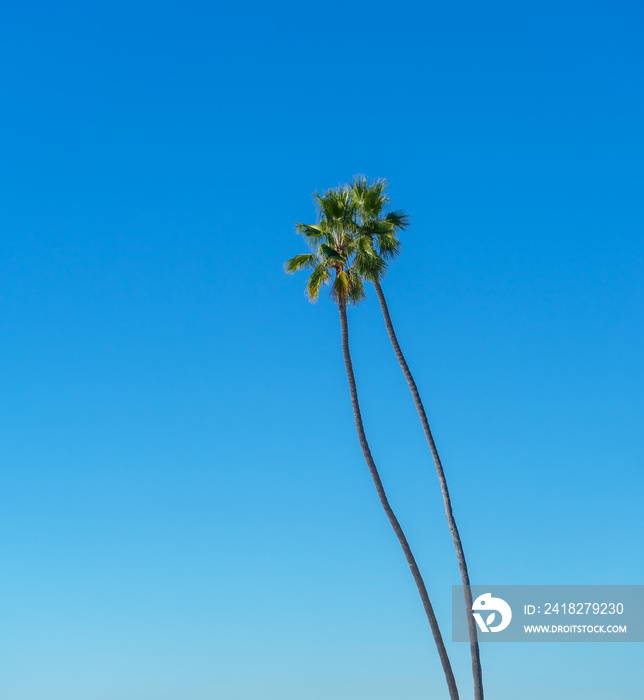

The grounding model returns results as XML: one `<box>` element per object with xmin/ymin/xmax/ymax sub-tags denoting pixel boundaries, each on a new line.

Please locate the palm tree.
<box><xmin>286</xmin><ymin>186</ymin><xmax>460</xmax><ymax>700</ymax></box>
<box><xmin>350</xmin><ymin>176</ymin><xmax>484</xmax><ymax>700</ymax></box>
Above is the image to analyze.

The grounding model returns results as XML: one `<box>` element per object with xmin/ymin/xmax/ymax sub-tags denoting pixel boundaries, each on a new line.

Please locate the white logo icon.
<box><xmin>472</xmin><ymin>593</ymin><xmax>512</xmax><ymax>632</ymax></box>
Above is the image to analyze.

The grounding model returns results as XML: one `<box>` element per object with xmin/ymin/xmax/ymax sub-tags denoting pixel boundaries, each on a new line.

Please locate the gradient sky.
<box><xmin>1</xmin><ymin>1</ymin><xmax>642</xmax><ymax>698</ymax></box>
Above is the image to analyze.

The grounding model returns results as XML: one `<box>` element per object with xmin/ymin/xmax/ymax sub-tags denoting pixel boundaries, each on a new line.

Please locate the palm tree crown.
<box><xmin>350</xmin><ymin>175</ymin><xmax>409</xmax><ymax>282</ymax></box>
<box><xmin>286</xmin><ymin>185</ymin><xmax>376</xmax><ymax>305</ymax></box>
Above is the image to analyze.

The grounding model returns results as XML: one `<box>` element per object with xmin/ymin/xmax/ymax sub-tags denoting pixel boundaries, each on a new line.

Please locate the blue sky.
<box><xmin>1</xmin><ymin>1</ymin><xmax>642</xmax><ymax>698</ymax></box>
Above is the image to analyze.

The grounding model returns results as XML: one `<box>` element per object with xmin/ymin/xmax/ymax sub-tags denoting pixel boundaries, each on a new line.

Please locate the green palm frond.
<box><xmin>315</xmin><ymin>189</ymin><xmax>349</xmax><ymax>221</ymax></box>
<box><xmin>355</xmin><ymin>233</ymin><xmax>387</xmax><ymax>279</ymax></box>
<box><xmin>363</xmin><ymin>181</ymin><xmax>388</xmax><ymax>219</ymax></box>
<box><xmin>351</xmin><ymin>176</ymin><xmax>389</xmax><ymax>221</ymax></box>
<box><xmin>385</xmin><ymin>210</ymin><xmax>410</xmax><ymax>230</ymax></box>
<box><xmin>296</xmin><ymin>222</ymin><xmax>326</xmax><ymax>249</ymax></box>
<box><xmin>320</xmin><ymin>244</ymin><xmax>346</xmax><ymax>264</ymax></box>
<box><xmin>306</xmin><ymin>262</ymin><xmax>332</xmax><ymax>302</ymax></box>
<box><xmin>356</xmin><ymin>235</ymin><xmax>376</xmax><ymax>255</ymax></box>
<box><xmin>375</xmin><ymin>231</ymin><xmax>402</xmax><ymax>261</ymax></box>
<box><xmin>349</xmin><ymin>175</ymin><xmax>368</xmax><ymax>207</ymax></box>
<box><xmin>285</xmin><ymin>252</ymin><xmax>319</xmax><ymax>273</ymax></box>
<box><xmin>359</xmin><ymin>219</ymin><xmax>395</xmax><ymax>237</ymax></box>
<box><xmin>356</xmin><ymin>247</ymin><xmax>387</xmax><ymax>281</ymax></box>
<box><xmin>346</xmin><ymin>269</ymin><xmax>366</xmax><ymax>305</ymax></box>
<box><xmin>331</xmin><ymin>269</ymin><xmax>349</xmax><ymax>301</ymax></box>
<box><xmin>330</xmin><ymin>268</ymin><xmax>364</xmax><ymax>305</ymax></box>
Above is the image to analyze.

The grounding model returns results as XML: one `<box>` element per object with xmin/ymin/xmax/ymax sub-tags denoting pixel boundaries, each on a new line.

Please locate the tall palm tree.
<box><xmin>350</xmin><ymin>176</ymin><xmax>484</xmax><ymax>700</ymax></box>
<box><xmin>286</xmin><ymin>186</ymin><xmax>460</xmax><ymax>700</ymax></box>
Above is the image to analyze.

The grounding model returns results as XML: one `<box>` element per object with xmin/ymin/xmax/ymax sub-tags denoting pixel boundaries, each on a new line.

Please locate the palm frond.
<box><xmin>360</xmin><ymin>219</ymin><xmax>395</xmax><ymax>237</ymax></box>
<box><xmin>320</xmin><ymin>243</ymin><xmax>346</xmax><ymax>264</ymax></box>
<box><xmin>346</xmin><ymin>270</ymin><xmax>366</xmax><ymax>305</ymax></box>
<box><xmin>284</xmin><ymin>252</ymin><xmax>319</xmax><ymax>273</ymax></box>
<box><xmin>316</xmin><ymin>187</ymin><xmax>355</xmax><ymax>225</ymax></box>
<box><xmin>385</xmin><ymin>210</ymin><xmax>410</xmax><ymax>230</ymax></box>
<box><xmin>349</xmin><ymin>175</ymin><xmax>368</xmax><ymax>208</ymax></box>
<box><xmin>376</xmin><ymin>231</ymin><xmax>402</xmax><ymax>261</ymax></box>
<box><xmin>331</xmin><ymin>269</ymin><xmax>348</xmax><ymax>303</ymax></box>
<box><xmin>363</xmin><ymin>180</ymin><xmax>388</xmax><ymax>219</ymax></box>
<box><xmin>306</xmin><ymin>262</ymin><xmax>332</xmax><ymax>302</ymax></box>
<box><xmin>350</xmin><ymin>177</ymin><xmax>388</xmax><ymax>221</ymax></box>
<box><xmin>296</xmin><ymin>222</ymin><xmax>326</xmax><ymax>241</ymax></box>
<box><xmin>355</xmin><ymin>232</ymin><xmax>387</xmax><ymax>280</ymax></box>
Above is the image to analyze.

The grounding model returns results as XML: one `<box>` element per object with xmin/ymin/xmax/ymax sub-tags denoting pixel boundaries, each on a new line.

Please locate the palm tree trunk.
<box><xmin>372</xmin><ymin>279</ymin><xmax>483</xmax><ymax>700</ymax></box>
<box><xmin>338</xmin><ymin>298</ymin><xmax>459</xmax><ymax>700</ymax></box>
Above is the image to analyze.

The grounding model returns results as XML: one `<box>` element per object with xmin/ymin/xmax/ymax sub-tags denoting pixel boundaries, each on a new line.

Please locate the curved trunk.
<box><xmin>338</xmin><ymin>298</ymin><xmax>459</xmax><ymax>700</ymax></box>
<box><xmin>372</xmin><ymin>279</ymin><xmax>483</xmax><ymax>700</ymax></box>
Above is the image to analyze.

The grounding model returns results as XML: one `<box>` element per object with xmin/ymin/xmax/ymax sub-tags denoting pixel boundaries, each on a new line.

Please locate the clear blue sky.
<box><xmin>1</xmin><ymin>1</ymin><xmax>642</xmax><ymax>698</ymax></box>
